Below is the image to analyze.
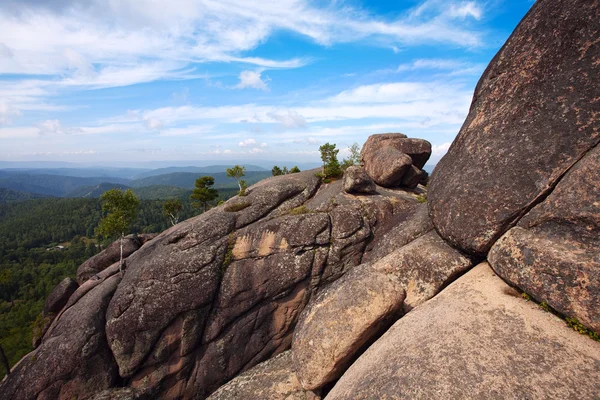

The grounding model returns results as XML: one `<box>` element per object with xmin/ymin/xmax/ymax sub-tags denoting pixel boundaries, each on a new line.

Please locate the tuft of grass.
<box><xmin>221</xmin><ymin>233</ymin><xmax>236</xmax><ymax>274</ymax></box>
<box><xmin>566</xmin><ymin>317</ymin><xmax>600</xmax><ymax>342</ymax></box>
<box><xmin>521</xmin><ymin>292</ymin><xmax>531</xmax><ymax>301</ymax></box>
<box><xmin>539</xmin><ymin>301</ymin><xmax>550</xmax><ymax>312</ymax></box>
<box><xmin>416</xmin><ymin>193</ymin><xmax>427</xmax><ymax>203</ymax></box>
<box><xmin>225</xmin><ymin>201</ymin><xmax>251</xmax><ymax>212</ymax></box>
<box><xmin>288</xmin><ymin>205</ymin><xmax>311</xmax><ymax>215</ymax></box>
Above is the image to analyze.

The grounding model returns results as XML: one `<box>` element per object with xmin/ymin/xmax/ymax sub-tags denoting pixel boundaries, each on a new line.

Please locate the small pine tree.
<box><xmin>163</xmin><ymin>198</ymin><xmax>183</xmax><ymax>226</ymax></box>
<box><xmin>289</xmin><ymin>166</ymin><xmax>301</xmax><ymax>173</ymax></box>
<box><xmin>282</xmin><ymin>166</ymin><xmax>289</xmax><ymax>175</ymax></box>
<box><xmin>191</xmin><ymin>176</ymin><xmax>219</xmax><ymax>212</ymax></box>
<box><xmin>341</xmin><ymin>142</ymin><xmax>361</xmax><ymax>170</ymax></box>
<box><xmin>226</xmin><ymin>165</ymin><xmax>246</xmax><ymax>195</ymax></box>
<box><xmin>319</xmin><ymin>142</ymin><xmax>342</xmax><ymax>178</ymax></box>
<box><xmin>272</xmin><ymin>166</ymin><xmax>283</xmax><ymax>176</ymax></box>
<box><xmin>96</xmin><ymin>189</ymin><xmax>140</xmax><ymax>273</ymax></box>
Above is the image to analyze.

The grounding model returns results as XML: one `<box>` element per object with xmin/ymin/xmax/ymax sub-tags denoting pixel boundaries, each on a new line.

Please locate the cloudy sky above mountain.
<box><xmin>0</xmin><ymin>0</ymin><xmax>533</xmax><ymax>166</ymax></box>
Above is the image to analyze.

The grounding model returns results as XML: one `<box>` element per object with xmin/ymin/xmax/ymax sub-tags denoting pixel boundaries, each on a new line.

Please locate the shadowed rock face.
<box><xmin>428</xmin><ymin>0</ymin><xmax>600</xmax><ymax>256</ymax></box>
<box><xmin>489</xmin><ymin>144</ymin><xmax>600</xmax><ymax>332</ymax></box>
<box><xmin>0</xmin><ymin>274</ymin><xmax>121</xmax><ymax>400</ymax></box>
<box><xmin>342</xmin><ymin>166</ymin><xmax>376</xmax><ymax>194</ymax></box>
<box><xmin>326</xmin><ymin>264</ymin><xmax>600</xmax><ymax>400</ymax></box>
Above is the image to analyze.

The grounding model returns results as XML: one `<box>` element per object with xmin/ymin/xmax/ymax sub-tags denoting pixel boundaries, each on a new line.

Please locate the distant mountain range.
<box><xmin>0</xmin><ymin>165</ymin><xmax>274</xmax><ymax>200</ymax></box>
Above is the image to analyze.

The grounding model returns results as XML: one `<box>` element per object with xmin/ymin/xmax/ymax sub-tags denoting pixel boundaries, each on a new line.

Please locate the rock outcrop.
<box><xmin>207</xmin><ymin>351</ymin><xmax>319</xmax><ymax>400</ymax></box>
<box><xmin>428</xmin><ymin>0</ymin><xmax>600</xmax><ymax>256</ymax></box>
<box><xmin>326</xmin><ymin>264</ymin><xmax>600</xmax><ymax>399</ymax></box>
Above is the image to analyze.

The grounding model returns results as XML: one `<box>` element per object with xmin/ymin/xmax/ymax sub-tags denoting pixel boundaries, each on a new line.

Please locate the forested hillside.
<box><xmin>0</xmin><ymin>192</ymin><xmax>226</xmax><ymax>378</ymax></box>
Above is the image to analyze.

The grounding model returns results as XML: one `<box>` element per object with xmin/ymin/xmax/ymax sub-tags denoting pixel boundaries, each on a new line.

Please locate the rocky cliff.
<box><xmin>1</xmin><ymin>0</ymin><xmax>599</xmax><ymax>398</ymax></box>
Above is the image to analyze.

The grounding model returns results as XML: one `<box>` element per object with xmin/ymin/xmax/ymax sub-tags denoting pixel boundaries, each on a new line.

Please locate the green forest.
<box><xmin>0</xmin><ymin>193</ymin><xmax>228</xmax><ymax>378</ymax></box>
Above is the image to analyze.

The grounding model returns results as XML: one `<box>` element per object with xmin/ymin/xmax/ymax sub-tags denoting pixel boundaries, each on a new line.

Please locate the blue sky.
<box><xmin>0</xmin><ymin>0</ymin><xmax>534</xmax><ymax>166</ymax></box>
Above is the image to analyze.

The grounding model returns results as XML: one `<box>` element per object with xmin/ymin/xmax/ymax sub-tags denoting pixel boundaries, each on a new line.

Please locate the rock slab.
<box><xmin>292</xmin><ymin>264</ymin><xmax>405</xmax><ymax>390</ymax></box>
<box><xmin>326</xmin><ymin>263</ymin><xmax>600</xmax><ymax>399</ymax></box>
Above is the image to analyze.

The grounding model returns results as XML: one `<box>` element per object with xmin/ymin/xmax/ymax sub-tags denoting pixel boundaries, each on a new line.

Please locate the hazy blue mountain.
<box><xmin>65</xmin><ymin>182</ymin><xmax>132</xmax><ymax>198</ymax></box>
<box><xmin>0</xmin><ymin>174</ymin><xmax>130</xmax><ymax>197</ymax></box>
<box><xmin>131</xmin><ymin>164</ymin><xmax>267</xmax><ymax>180</ymax></box>
<box><xmin>130</xmin><ymin>171</ymin><xmax>272</xmax><ymax>189</ymax></box>
<box><xmin>0</xmin><ymin>167</ymin><xmax>150</xmax><ymax>179</ymax></box>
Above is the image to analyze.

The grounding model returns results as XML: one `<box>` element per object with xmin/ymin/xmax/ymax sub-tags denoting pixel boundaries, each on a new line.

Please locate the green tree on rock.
<box><xmin>272</xmin><ymin>166</ymin><xmax>283</xmax><ymax>176</ymax></box>
<box><xmin>289</xmin><ymin>166</ymin><xmax>301</xmax><ymax>173</ymax></box>
<box><xmin>226</xmin><ymin>165</ymin><xmax>247</xmax><ymax>195</ymax></box>
<box><xmin>319</xmin><ymin>142</ymin><xmax>342</xmax><ymax>178</ymax></box>
<box><xmin>341</xmin><ymin>142</ymin><xmax>361</xmax><ymax>170</ymax></box>
<box><xmin>191</xmin><ymin>176</ymin><xmax>219</xmax><ymax>212</ymax></box>
<box><xmin>163</xmin><ymin>198</ymin><xmax>183</xmax><ymax>226</ymax></box>
<box><xmin>96</xmin><ymin>189</ymin><xmax>140</xmax><ymax>273</ymax></box>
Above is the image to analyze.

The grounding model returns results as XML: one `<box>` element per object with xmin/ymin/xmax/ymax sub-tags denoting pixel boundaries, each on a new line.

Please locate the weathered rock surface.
<box><xmin>208</xmin><ymin>351</ymin><xmax>320</xmax><ymax>400</ymax></box>
<box><xmin>342</xmin><ymin>166</ymin><xmax>376</xmax><ymax>194</ymax></box>
<box><xmin>0</xmin><ymin>170</ymin><xmax>425</xmax><ymax>400</ymax></box>
<box><xmin>428</xmin><ymin>0</ymin><xmax>600</xmax><ymax>256</ymax></box>
<box><xmin>292</xmin><ymin>264</ymin><xmax>405</xmax><ymax>390</ymax></box>
<box><xmin>44</xmin><ymin>277</ymin><xmax>79</xmax><ymax>315</ymax></box>
<box><xmin>363</xmin><ymin>203</ymin><xmax>433</xmax><ymax>264</ymax></box>
<box><xmin>363</xmin><ymin>147</ymin><xmax>412</xmax><ymax>187</ymax></box>
<box><xmin>489</xmin><ymin>145</ymin><xmax>600</xmax><ymax>332</ymax></box>
<box><xmin>371</xmin><ymin>230</ymin><xmax>472</xmax><ymax>311</ymax></box>
<box><xmin>0</xmin><ymin>273</ymin><xmax>120</xmax><ymax>400</ymax></box>
<box><xmin>327</xmin><ymin>263</ymin><xmax>600</xmax><ymax>399</ymax></box>
<box><xmin>76</xmin><ymin>234</ymin><xmax>156</xmax><ymax>284</ymax></box>
<box><xmin>88</xmin><ymin>388</ymin><xmax>142</xmax><ymax>400</ymax></box>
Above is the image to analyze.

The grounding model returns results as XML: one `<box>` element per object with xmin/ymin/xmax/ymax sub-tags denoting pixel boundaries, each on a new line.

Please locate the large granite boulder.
<box><xmin>0</xmin><ymin>273</ymin><xmax>121</xmax><ymax>399</ymax></box>
<box><xmin>489</xmin><ymin>144</ymin><xmax>600</xmax><ymax>332</ymax></box>
<box><xmin>208</xmin><ymin>351</ymin><xmax>320</xmax><ymax>400</ymax></box>
<box><xmin>428</xmin><ymin>0</ymin><xmax>600</xmax><ymax>256</ymax></box>
<box><xmin>326</xmin><ymin>264</ymin><xmax>600</xmax><ymax>399</ymax></box>
<box><xmin>361</xmin><ymin>134</ymin><xmax>431</xmax><ymax>169</ymax></box>
<box><xmin>342</xmin><ymin>166</ymin><xmax>376</xmax><ymax>194</ymax></box>
<box><xmin>292</xmin><ymin>264</ymin><xmax>405</xmax><ymax>390</ymax></box>
<box><xmin>76</xmin><ymin>234</ymin><xmax>156</xmax><ymax>284</ymax></box>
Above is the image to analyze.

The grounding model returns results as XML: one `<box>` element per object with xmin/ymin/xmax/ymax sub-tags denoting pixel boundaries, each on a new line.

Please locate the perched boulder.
<box><xmin>371</xmin><ymin>230</ymin><xmax>472</xmax><ymax>311</ymax></box>
<box><xmin>327</xmin><ymin>264</ymin><xmax>600</xmax><ymax>399</ymax></box>
<box><xmin>43</xmin><ymin>277</ymin><xmax>78</xmax><ymax>315</ymax></box>
<box><xmin>361</xmin><ymin>134</ymin><xmax>431</xmax><ymax>169</ymax></box>
<box><xmin>292</xmin><ymin>264</ymin><xmax>405</xmax><ymax>390</ymax></box>
<box><xmin>428</xmin><ymin>0</ymin><xmax>600</xmax><ymax>255</ymax></box>
<box><xmin>76</xmin><ymin>234</ymin><xmax>156</xmax><ymax>284</ymax></box>
<box><xmin>342</xmin><ymin>166</ymin><xmax>376</xmax><ymax>194</ymax></box>
<box><xmin>489</xmin><ymin>145</ymin><xmax>600</xmax><ymax>332</ymax></box>
<box><xmin>208</xmin><ymin>351</ymin><xmax>320</xmax><ymax>400</ymax></box>
<box><xmin>363</xmin><ymin>147</ymin><xmax>412</xmax><ymax>188</ymax></box>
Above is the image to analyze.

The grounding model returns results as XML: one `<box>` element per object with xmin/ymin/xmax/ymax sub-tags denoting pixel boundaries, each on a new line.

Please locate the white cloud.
<box><xmin>238</xmin><ymin>138</ymin><xmax>258</xmax><ymax>147</ymax></box>
<box><xmin>37</xmin><ymin>119</ymin><xmax>81</xmax><ymax>135</ymax></box>
<box><xmin>260</xmin><ymin>142</ymin><xmax>268</xmax><ymax>148</ymax></box>
<box><xmin>248</xmin><ymin>147</ymin><xmax>266</xmax><ymax>154</ymax></box>
<box><xmin>235</xmin><ymin>70</ymin><xmax>270</xmax><ymax>91</ymax></box>
<box><xmin>0</xmin><ymin>103</ymin><xmax>21</xmax><ymax>125</ymax></box>
<box><xmin>159</xmin><ymin>125</ymin><xmax>213</xmax><ymax>136</ymax></box>
<box><xmin>432</xmin><ymin>142</ymin><xmax>451</xmax><ymax>156</ymax></box>
<box><xmin>448</xmin><ymin>2</ymin><xmax>483</xmax><ymax>20</ymax></box>
<box><xmin>267</xmin><ymin>110</ymin><xmax>307</xmax><ymax>128</ymax></box>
